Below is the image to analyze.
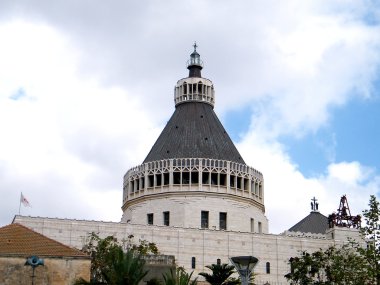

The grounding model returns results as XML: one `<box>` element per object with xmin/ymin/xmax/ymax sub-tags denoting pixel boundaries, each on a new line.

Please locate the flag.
<box><xmin>20</xmin><ymin>193</ymin><xmax>31</xmax><ymax>207</ymax></box>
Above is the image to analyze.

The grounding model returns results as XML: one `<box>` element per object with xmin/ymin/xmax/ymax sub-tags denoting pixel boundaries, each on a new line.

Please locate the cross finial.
<box><xmin>193</xmin><ymin>42</ymin><xmax>198</xmax><ymax>51</ymax></box>
<box><xmin>311</xmin><ymin>197</ymin><xmax>319</xmax><ymax>211</ymax></box>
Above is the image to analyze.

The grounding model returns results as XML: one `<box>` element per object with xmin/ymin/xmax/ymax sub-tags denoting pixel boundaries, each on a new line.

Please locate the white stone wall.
<box><xmin>122</xmin><ymin>158</ymin><xmax>265</xmax><ymax>235</ymax></box>
<box><xmin>13</xmin><ymin>215</ymin><xmax>361</xmax><ymax>284</ymax></box>
<box><xmin>122</xmin><ymin>194</ymin><xmax>268</xmax><ymax>233</ymax></box>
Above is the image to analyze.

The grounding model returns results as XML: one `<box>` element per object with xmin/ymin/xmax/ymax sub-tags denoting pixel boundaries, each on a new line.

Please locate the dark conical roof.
<box><xmin>288</xmin><ymin>212</ymin><xmax>329</xmax><ymax>234</ymax></box>
<box><xmin>143</xmin><ymin>102</ymin><xmax>245</xmax><ymax>164</ymax></box>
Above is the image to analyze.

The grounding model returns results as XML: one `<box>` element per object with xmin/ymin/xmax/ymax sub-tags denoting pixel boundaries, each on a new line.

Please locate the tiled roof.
<box><xmin>143</xmin><ymin>102</ymin><xmax>245</xmax><ymax>164</ymax></box>
<box><xmin>0</xmin><ymin>223</ymin><xmax>89</xmax><ymax>258</ymax></box>
<box><xmin>288</xmin><ymin>212</ymin><xmax>329</xmax><ymax>234</ymax></box>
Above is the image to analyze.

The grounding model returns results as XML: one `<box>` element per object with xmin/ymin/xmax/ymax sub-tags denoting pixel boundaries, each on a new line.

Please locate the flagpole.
<box><xmin>19</xmin><ymin>192</ymin><xmax>21</xmax><ymax>215</ymax></box>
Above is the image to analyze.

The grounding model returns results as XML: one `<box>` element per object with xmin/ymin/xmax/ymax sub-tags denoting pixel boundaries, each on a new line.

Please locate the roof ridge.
<box><xmin>0</xmin><ymin>223</ymin><xmax>89</xmax><ymax>258</ymax></box>
<box><xmin>14</xmin><ymin>214</ymin><xmax>118</xmax><ymax>224</ymax></box>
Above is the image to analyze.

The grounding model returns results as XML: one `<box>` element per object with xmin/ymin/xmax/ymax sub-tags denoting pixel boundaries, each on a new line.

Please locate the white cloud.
<box><xmin>327</xmin><ymin>162</ymin><xmax>370</xmax><ymax>185</ymax></box>
<box><xmin>0</xmin><ymin>21</ymin><xmax>160</xmax><ymax>225</ymax></box>
<box><xmin>246</xmin><ymin>15</ymin><xmax>380</xmax><ymax>139</ymax></box>
<box><xmin>239</xmin><ymin>134</ymin><xmax>379</xmax><ymax>233</ymax></box>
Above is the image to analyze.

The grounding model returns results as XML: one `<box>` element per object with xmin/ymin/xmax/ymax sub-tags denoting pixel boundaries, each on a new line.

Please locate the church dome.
<box><xmin>144</xmin><ymin>45</ymin><xmax>244</xmax><ymax>164</ymax></box>
<box><xmin>122</xmin><ymin>45</ymin><xmax>266</xmax><ymax>233</ymax></box>
<box><xmin>143</xmin><ymin>102</ymin><xmax>245</xmax><ymax>164</ymax></box>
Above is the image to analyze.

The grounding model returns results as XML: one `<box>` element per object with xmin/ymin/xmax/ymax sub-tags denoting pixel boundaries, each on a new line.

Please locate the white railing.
<box><xmin>123</xmin><ymin>158</ymin><xmax>264</xmax><ymax>204</ymax></box>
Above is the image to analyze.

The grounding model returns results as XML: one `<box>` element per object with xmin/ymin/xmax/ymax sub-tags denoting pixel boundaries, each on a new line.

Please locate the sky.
<box><xmin>0</xmin><ymin>1</ymin><xmax>380</xmax><ymax>234</ymax></box>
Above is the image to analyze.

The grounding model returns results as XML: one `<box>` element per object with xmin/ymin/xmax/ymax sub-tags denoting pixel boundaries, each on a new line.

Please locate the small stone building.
<box><xmin>0</xmin><ymin>223</ymin><xmax>90</xmax><ymax>285</ymax></box>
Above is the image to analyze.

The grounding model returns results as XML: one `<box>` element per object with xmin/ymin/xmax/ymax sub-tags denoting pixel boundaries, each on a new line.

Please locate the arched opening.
<box><xmin>230</xmin><ymin>175</ymin><xmax>236</xmax><ymax>188</ymax></box>
<box><xmin>211</xmin><ymin>173</ymin><xmax>218</xmax><ymax>185</ymax></box>
<box><xmin>163</xmin><ymin>173</ymin><xmax>169</xmax><ymax>185</ymax></box>
<box><xmin>220</xmin><ymin>174</ymin><xmax>227</xmax><ymax>186</ymax></box>
<box><xmin>182</xmin><ymin>172</ymin><xmax>190</xmax><ymax>184</ymax></box>
<box><xmin>139</xmin><ymin>177</ymin><xmax>144</xmax><ymax>190</ymax></box>
<box><xmin>237</xmin><ymin>177</ymin><xmax>242</xmax><ymax>189</ymax></box>
<box><xmin>148</xmin><ymin>175</ymin><xmax>154</xmax><ymax>187</ymax></box>
<box><xmin>202</xmin><ymin>172</ymin><xmax>210</xmax><ymax>184</ymax></box>
<box><xmin>155</xmin><ymin>174</ymin><xmax>162</xmax><ymax>186</ymax></box>
<box><xmin>191</xmin><ymin>172</ymin><xmax>199</xmax><ymax>184</ymax></box>
<box><xmin>173</xmin><ymin>172</ymin><xmax>181</xmax><ymax>184</ymax></box>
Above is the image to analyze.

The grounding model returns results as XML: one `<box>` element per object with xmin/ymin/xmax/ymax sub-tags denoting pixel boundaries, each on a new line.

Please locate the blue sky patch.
<box><xmin>331</xmin><ymin>95</ymin><xmax>380</xmax><ymax>172</ymax></box>
<box><xmin>280</xmin><ymin>95</ymin><xmax>380</xmax><ymax>177</ymax></box>
<box><xmin>9</xmin><ymin>88</ymin><xmax>26</xmax><ymax>101</ymax></box>
<box><xmin>279</xmin><ymin>130</ymin><xmax>333</xmax><ymax>177</ymax></box>
<box><xmin>222</xmin><ymin>105</ymin><xmax>252</xmax><ymax>142</ymax></box>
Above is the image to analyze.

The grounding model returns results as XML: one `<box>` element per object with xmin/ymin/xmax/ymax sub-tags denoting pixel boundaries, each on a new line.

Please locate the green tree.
<box><xmin>325</xmin><ymin>244</ymin><xmax>369</xmax><ymax>284</ymax></box>
<box><xmin>285</xmin><ymin>250</ymin><xmax>325</xmax><ymax>284</ymax></box>
<box><xmin>102</xmin><ymin>248</ymin><xmax>148</xmax><ymax>285</ymax></box>
<box><xmin>199</xmin><ymin>263</ymin><xmax>238</xmax><ymax>285</ymax></box>
<box><xmin>74</xmin><ymin>232</ymin><xmax>157</xmax><ymax>284</ymax></box>
<box><xmin>84</xmin><ymin>233</ymin><xmax>121</xmax><ymax>283</ymax></box>
<box><xmin>122</xmin><ymin>234</ymin><xmax>159</xmax><ymax>255</ymax></box>
<box><xmin>163</xmin><ymin>267</ymin><xmax>197</xmax><ymax>285</ymax></box>
<box><xmin>285</xmin><ymin>195</ymin><xmax>380</xmax><ymax>285</ymax></box>
<box><xmin>285</xmin><ymin>245</ymin><xmax>369</xmax><ymax>284</ymax></box>
<box><xmin>359</xmin><ymin>195</ymin><xmax>380</xmax><ymax>284</ymax></box>
<box><xmin>73</xmin><ymin>248</ymin><xmax>147</xmax><ymax>285</ymax></box>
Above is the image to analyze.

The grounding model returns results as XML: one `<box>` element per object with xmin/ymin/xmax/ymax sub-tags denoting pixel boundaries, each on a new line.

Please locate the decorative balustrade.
<box><xmin>174</xmin><ymin>77</ymin><xmax>215</xmax><ymax>107</ymax></box>
<box><xmin>123</xmin><ymin>158</ymin><xmax>264</xmax><ymax>204</ymax></box>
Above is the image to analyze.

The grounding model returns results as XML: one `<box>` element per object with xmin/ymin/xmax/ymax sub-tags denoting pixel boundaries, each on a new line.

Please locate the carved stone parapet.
<box><xmin>122</xmin><ymin>158</ymin><xmax>264</xmax><ymax>205</ymax></box>
<box><xmin>174</xmin><ymin>77</ymin><xmax>215</xmax><ymax>107</ymax></box>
